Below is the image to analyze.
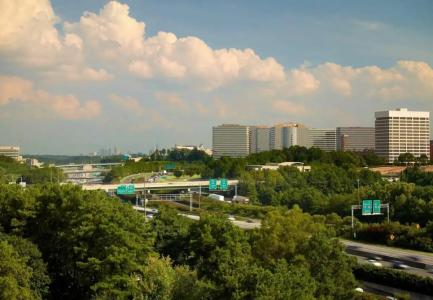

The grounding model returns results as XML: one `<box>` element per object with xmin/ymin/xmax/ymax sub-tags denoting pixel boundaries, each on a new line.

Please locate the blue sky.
<box><xmin>1</xmin><ymin>0</ymin><xmax>433</xmax><ymax>154</ymax></box>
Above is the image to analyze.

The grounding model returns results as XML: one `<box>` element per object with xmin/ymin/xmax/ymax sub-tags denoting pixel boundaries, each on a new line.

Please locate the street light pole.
<box><xmin>357</xmin><ymin>179</ymin><xmax>360</xmax><ymax>205</ymax></box>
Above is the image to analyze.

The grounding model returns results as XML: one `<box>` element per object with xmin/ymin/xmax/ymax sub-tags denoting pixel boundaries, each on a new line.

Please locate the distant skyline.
<box><xmin>1</xmin><ymin>0</ymin><xmax>433</xmax><ymax>154</ymax></box>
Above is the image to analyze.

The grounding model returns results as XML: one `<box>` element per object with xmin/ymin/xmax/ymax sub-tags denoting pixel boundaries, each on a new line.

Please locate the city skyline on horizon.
<box><xmin>7</xmin><ymin>106</ymin><xmax>433</xmax><ymax>155</ymax></box>
<box><xmin>1</xmin><ymin>1</ymin><xmax>433</xmax><ymax>154</ymax></box>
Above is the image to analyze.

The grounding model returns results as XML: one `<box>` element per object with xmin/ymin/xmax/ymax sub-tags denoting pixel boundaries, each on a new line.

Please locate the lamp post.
<box><xmin>357</xmin><ymin>179</ymin><xmax>360</xmax><ymax>205</ymax></box>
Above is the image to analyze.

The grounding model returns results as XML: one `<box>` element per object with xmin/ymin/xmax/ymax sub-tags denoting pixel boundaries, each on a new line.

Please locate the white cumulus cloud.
<box><xmin>0</xmin><ymin>75</ymin><xmax>101</xmax><ymax>119</ymax></box>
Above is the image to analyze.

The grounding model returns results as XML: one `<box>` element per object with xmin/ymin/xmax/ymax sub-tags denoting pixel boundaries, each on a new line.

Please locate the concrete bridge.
<box><xmin>82</xmin><ymin>179</ymin><xmax>239</xmax><ymax>192</ymax></box>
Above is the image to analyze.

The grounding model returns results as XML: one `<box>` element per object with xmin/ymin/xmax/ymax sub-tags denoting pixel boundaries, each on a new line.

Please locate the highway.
<box><xmin>132</xmin><ymin>206</ymin><xmax>433</xmax><ymax>277</ymax></box>
<box><xmin>342</xmin><ymin>239</ymin><xmax>433</xmax><ymax>271</ymax></box>
<box><xmin>82</xmin><ymin>179</ymin><xmax>239</xmax><ymax>192</ymax></box>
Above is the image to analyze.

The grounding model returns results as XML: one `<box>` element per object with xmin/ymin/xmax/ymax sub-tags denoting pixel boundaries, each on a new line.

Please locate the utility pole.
<box><xmin>357</xmin><ymin>179</ymin><xmax>360</xmax><ymax>205</ymax></box>
<box><xmin>198</xmin><ymin>185</ymin><xmax>201</xmax><ymax>209</ymax></box>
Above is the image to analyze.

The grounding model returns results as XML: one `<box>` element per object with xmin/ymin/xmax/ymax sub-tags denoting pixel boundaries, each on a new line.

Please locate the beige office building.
<box><xmin>336</xmin><ymin>127</ymin><xmax>375</xmax><ymax>151</ymax></box>
<box><xmin>270</xmin><ymin>123</ymin><xmax>304</xmax><ymax>150</ymax></box>
<box><xmin>212</xmin><ymin>124</ymin><xmax>250</xmax><ymax>158</ymax></box>
<box><xmin>375</xmin><ymin>108</ymin><xmax>430</xmax><ymax>163</ymax></box>
<box><xmin>299</xmin><ymin>128</ymin><xmax>337</xmax><ymax>151</ymax></box>
<box><xmin>250</xmin><ymin>126</ymin><xmax>271</xmax><ymax>153</ymax></box>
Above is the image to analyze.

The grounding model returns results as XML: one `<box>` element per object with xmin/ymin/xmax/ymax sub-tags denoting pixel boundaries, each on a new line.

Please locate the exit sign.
<box><xmin>362</xmin><ymin>200</ymin><xmax>373</xmax><ymax>215</ymax></box>
<box><xmin>220</xmin><ymin>178</ymin><xmax>229</xmax><ymax>191</ymax></box>
<box><xmin>372</xmin><ymin>200</ymin><xmax>381</xmax><ymax>215</ymax></box>
<box><xmin>117</xmin><ymin>184</ymin><xmax>135</xmax><ymax>195</ymax></box>
<box><xmin>209</xmin><ymin>178</ymin><xmax>218</xmax><ymax>190</ymax></box>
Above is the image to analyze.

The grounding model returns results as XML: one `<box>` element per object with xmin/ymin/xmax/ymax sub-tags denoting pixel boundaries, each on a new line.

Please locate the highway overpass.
<box><xmin>82</xmin><ymin>179</ymin><xmax>239</xmax><ymax>192</ymax></box>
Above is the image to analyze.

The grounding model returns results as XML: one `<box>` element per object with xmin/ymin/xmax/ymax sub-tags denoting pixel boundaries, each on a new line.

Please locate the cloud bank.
<box><xmin>0</xmin><ymin>0</ymin><xmax>432</xmax><ymax>153</ymax></box>
<box><xmin>0</xmin><ymin>75</ymin><xmax>101</xmax><ymax>119</ymax></box>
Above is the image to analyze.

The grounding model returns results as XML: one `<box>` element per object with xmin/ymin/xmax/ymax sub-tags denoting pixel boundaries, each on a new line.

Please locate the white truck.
<box><xmin>208</xmin><ymin>193</ymin><xmax>224</xmax><ymax>201</ymax></box>
<box><xmin>232</xmin><ymin>195</ymin><xmax>249</xmax><ymax>204</ymax></box>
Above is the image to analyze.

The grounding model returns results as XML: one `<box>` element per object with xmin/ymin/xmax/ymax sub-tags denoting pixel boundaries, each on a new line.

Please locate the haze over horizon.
<box><xmin>1</xmin><ymin>0</ymin><xmax>433</xmax><ymax>154</ymax></box>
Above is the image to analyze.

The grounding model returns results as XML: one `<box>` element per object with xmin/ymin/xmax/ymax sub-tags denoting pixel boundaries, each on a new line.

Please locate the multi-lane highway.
<box><xmin>342</xmin><ymin>239</ymin><xmax>433</xmax><ymax>273</ymax></box>
<box><xmin>132</xmin><ymin>206</ymin><xmax>433</xmax><ymax>278</ymax></box>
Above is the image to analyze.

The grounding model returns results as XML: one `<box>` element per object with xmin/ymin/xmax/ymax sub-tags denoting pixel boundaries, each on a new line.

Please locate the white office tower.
<box><xmin>270</xmin><ymin>123</ymin><xmax>304</xmax><ymax>150</ymax></box>
<box><xmin>212</xmin><ymin>124</ymin><xmax>250</xmax><ymax>158</ymax></box>
<box><xmin>298</xmin><ymin>128</ymin><xmax>337</xmax><ymax>151</ymax></box>
<box><xmin>375</xmin><ymin>108</ymin><xmax>430</xmax><ymax>163</ymax></box>
<box><xmin>250</xmin><ymin>126</ymin><xmax>271</xmax><ymax>153</ymax></box>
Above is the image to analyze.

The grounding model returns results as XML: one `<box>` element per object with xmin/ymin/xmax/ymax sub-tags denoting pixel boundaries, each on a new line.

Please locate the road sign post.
<box><xmin>362</xmin><ymin>200</ymin><xmax>373</xmax><ymax>215</ymax></box>
<box><xmin>209</xmin><ymin>178</ymin><xmax>218</xmax><ymax>190</ymax></box>
<box><xmin>165</xmin><ymin>163</ymin><xmax>176</xmax><ymax>170</ymax></box>
<box><xmin>352</xmin><ymin>200</ymin><xmax>390</xmax><ymax>239</ymax></box>
<box><xmin>117</xmin><ymin>184</ymin><xmax>135</xmax><ymax>195</ymax></box>
<box><xmin>373</xmin><ymin>200</ymin><xmax>381</xmax><ymax>215</ymax></box>
<box><xmin>220</xmin><ymin>178</ymin><xmax>228</xmax><ymax>191</ymax></box>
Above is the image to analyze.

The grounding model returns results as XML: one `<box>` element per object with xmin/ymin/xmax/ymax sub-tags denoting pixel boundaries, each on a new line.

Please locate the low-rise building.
<box><xmin>25</xmin><ymin>158</ymin><xmax>43</xmax><ymax>168</ymax></box>
<box><xmin>246</xmin><ymin>161</ymin><xmax>311</xmax><ymax>172</ymax></box>
<box><xmin>0</xmin><ymin>146</ymin><xmax>22</xmax><ymax>161</ymax></box>
<box><xmin>175</xmin><ymin>144</ymin><xmax>212</xmax><ymax>156</ymax></box>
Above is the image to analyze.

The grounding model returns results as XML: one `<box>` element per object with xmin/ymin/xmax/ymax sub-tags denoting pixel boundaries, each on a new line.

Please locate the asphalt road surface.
<box><xmin>342</xmin><ymin>239</ymin><xmax>433</xmax><ymax>275</ymax></box>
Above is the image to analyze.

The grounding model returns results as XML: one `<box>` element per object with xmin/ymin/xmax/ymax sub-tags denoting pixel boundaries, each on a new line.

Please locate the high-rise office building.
<box><xmin>375</xmin><ymin>108</ymin><xmax>430</xmax><ymax>163</ymax></box>
<box><xmin>270</xmin><ymin>123</ymin><xmax>304</xmax><ymax>150</ymax></box>
<box><xmin>299</xmin><ymin>128</ymin><xmax>337</xmax><ymax>151</ymax></box>
<box><xmin>336</xmin><ymin>127</ymin><xmax>375</xmax><ymax>151</ymax></box>
<box><xmin>212</xmin><ymin>124</ymin><xmax>250</xmax><ymax>158</ymax></box>
<box><xmin>250</xmin><ymin>126</ymin><xmax>271</xmax><ymax>153</ymax></box>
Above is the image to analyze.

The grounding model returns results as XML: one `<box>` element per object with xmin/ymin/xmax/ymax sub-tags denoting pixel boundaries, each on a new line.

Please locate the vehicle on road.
<box><xmin>370</xmin><ymin>255</ymin><xmax>382</xmax><ymax>261</ymax></box>
<box><xmin>209</xmin><ymin>193</ymin><xmax>224</xmax><ymax>201</ymax></box>
<box><xmin>232</xmin><ymin>195</ymin><xmax>249</xmax><ymax>204</ymax></box>
<box><xmin>392</xmin><ymin>261</ymin><xmax>409</xmax><ymax>269</ymax></box>
<box><xmin>368</xmin><ymin>259</ymin><xmax>382</xmax><ymax>267</ymax></box>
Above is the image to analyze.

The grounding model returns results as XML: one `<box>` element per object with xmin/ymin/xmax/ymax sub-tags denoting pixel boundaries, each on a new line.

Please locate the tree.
<box><xmin>173</xmin><ymin>169</ymin><xmax>183</xmax><ymax>178</ymax></box>
<box><xmin>397</xmin><ymin>153</ymin><xmax>416</xmax><ymax>164</ymax></box>
<box><xmin>0</xmin><ymin>240</ymin><xmax>37</xmax><ymax>299</ymax></box>
<box><xmin>183</xmin><ymin>214</ymin><xmax>254</xmax><ymax>298</ymax></box>
<box><xmin>0</xmin><ymin>233</ymin><xmax>50</xmax><ymax>299</ymax></box>
<box><xmin>246</xmin><ymin>260</ymin><xmax>316</xmax><ymax>300</ymax></box>
<box><xmin>152</xmin><ymin>207</ymin><xmax>192</xmax><ymax>264</ymax></box>
<box><xmin>418</xmin><ymin>154</ymin><xmax>429</xmax><ymax>165</ymax></box>
<box><xmin>252</xmin><ymin>208</ymin><xmax>356</xmax><ymax>299</ymax></box>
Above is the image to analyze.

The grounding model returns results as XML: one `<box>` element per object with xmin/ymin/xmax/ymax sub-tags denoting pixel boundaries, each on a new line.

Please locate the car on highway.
<box><xmin>368</xmin><ymin>259</ymin><xmax>382</xmax><ymax>267</ymax></box>
<box><xmin>406</xmin><ymin>255</ymin><xmax>420</xmax><ymax>262</ymax></box>
<box><xmin>370</xmin><ymin>255</ymin><xmax>382</xmax><ymax>261</ymax></box>
<box><xmin>392</xmin><ymin>261</ymin><xmax>409</xmax><ymax>269</ymax></box>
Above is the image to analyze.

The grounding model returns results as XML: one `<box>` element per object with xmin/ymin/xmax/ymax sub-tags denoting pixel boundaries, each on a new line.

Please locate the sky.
<box><xmin>1</xmin><ymin>0</ymin><xmax>433</xmax><ymax>154</ymax></box>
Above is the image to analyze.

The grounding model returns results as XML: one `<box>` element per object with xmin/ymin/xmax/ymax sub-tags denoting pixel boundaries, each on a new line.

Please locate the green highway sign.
<box><xmin>220</xmin><ymin>178</ymin><xmax>228</xmax><ymax>191</ymax></box>
<box><xmin>165</xmin><ymin>163</ymin><xmax>176</xmax><ymax>170</ymax></box>
<box><xmin>362</xmin><ymin>200</ymin><xmax>373</xmax><ymax>215</ymax></box>
<box><xmin>209</xmin><ymin>178</ymin><xmax>218</xmax><ymax>190</ymax></box>
<box><xmin>117</xmin><ymin>184</ymin><xmax>136</xmax><ymax>195</ymax></box>
<box><xmin>373</xmin><ymin>199</ymin><xmax>381</xmax><ymax>215</ymax></box>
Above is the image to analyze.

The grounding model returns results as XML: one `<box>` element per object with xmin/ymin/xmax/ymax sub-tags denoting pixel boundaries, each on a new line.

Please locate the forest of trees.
<box><xmin>0</xmin><ymin>156</ymin><xmax>64</xmax><ymax>184</ymax></box>
<box><xmin>0</xmin><ymin>184</ymin><xmax>362</xmax><ymax>299</ymax></box>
